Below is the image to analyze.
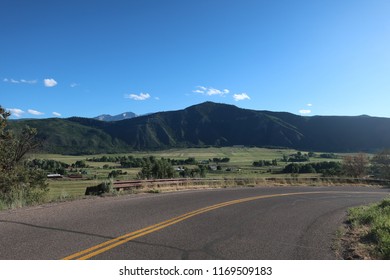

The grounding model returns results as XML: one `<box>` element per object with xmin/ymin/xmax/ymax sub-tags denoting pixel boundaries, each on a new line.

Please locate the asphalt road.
<box><xmin>0</xmin><ymin>186</ymin><xmax>389</xmax><ymax>260</ymax></box>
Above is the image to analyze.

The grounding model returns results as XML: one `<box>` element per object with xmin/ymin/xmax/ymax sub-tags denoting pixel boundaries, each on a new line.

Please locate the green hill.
<box><xmin>9</xmin><ymin>118</ymin><xmax>128</xmax><ymax>155</ymax></box>
<box><xmin>9</xmin><ymin>102</ymin><xmax>390</xmax><ymax>154</ymax></box>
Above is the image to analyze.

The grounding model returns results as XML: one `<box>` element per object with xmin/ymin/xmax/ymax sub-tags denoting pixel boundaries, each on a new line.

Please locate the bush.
<box><xmin>85</xmin><ymin>180</ymin><xmax>114</xmax><ymax>195</ymax></box>
<box><xmin>342</xmin><ymin>154</ymin><xmax>369</xmax><ymax>178</ymax></box>
<box><xmin>0</xmin><ymin>166</ymin><xmax>48</xmax><ymax>208</ymax></box>
<box><xmin>253</xmin><ymin>159</ymin><xmax>277</xmax><ymax>167</ymax></box>
<box><xmin>26</xmin><ymin>158</ymin><xmax>69</xmax><ymax>175</ymax></box>
<box><xmin>371</xmin><ymin>150</ymin><xmax>390</xmax><ymax>180</ymax></box>
<box><xmin>1</xmin><ymin>106</ymin><xmax>49</xmax><ymax>209</ymax></box>
<box><xmin>108</xmin><ymin>170</ymin><xmax>127</xmax><ymax>178</ymax></box>
<box><xmin>72</xmin><ymin>160</ymin><xmax>87</xmax><ymax>168</ymax></box>
<box><xmin>282</xmin><ymin>162</ymin><xmax>342</xmax><ymax>175</ymax></box>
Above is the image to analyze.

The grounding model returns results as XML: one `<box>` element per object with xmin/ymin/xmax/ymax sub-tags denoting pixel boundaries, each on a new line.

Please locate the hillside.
<box><xmin>263</xmin><ymin>112</ymin><xmax>390</xmax><ymax>152</ymax></box>
<box><xmin>98</xmin><ymin>102</ymin><xmax>304</xmax><ymax>149</ymax></box>
<box><xmin>8</xmin><ymin>102</ymin><xmax>390</xmax><ymax>154</ymax></box>
<box><xmin>9</xmin><ymin>118</ymin><xmax>128</xmax><ymax>154</ymax></box>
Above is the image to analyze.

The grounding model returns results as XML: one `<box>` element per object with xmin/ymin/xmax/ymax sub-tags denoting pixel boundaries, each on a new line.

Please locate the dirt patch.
<box><xmin>336</xmin><ymin>224</ymin><xmax>378</xmax><ymax>260</ymax></box>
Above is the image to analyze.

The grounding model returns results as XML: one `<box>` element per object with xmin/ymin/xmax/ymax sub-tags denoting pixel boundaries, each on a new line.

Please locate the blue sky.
<box><xmin>1</xmin><ymin>0</ymin><xmax>390</xmax><ymax>119</ymax></box>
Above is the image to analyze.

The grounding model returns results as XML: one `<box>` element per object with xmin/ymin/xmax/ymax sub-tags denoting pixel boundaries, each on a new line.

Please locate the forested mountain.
<box><xmin>8</xmin><ymin>102</ymin><xmax>390</xmax><ymax>154</ymax></box>
<box><xmin>9</xmin><ymin>118</ymin><xmax>128</xmax><ymax>154</ymax></box>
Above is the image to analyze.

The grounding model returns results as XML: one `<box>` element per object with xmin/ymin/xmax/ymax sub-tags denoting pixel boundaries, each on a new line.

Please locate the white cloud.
<box><xmin>307</xmin><ymin>103</ymin><xmax>313</xmax><ymax>107</ymax></box>
<box><xmin>207</xmin><ymin>88</ymin><xmax>224</xmax><ymax>96</ymax></box>
<box><xmin>125</xmin><ymin>92</ymin><xmax>151</xmax><ymax>101</ymax></box>
<box><xmin>193</xmin><ymin>86</ymin><xmax>229</xmax><ymax>96</ymax></box>
<box><xmin>233</xmin><ymin>93</ymin><xmax>250</xmax><ymax>101</ymax></box>
<box><xmin>299</xmin><ymin>109</ymin><xmax>311</xmax><ymax>115</ymax></box>
<box><xmin>3</xmin><ymin>78</ymin><xmax>37</xmax><ymax>84</ymax></box>
<box><xmin>21</xmin><ymin>79</ymin><xmax>37</xmax><ymax>84</ymax></box>
<box><xmin>52</xmin><ymin>112</ymin><xmax>61</xmax><ymax>117</ymax></box>
<box><xmin>44</xmin><ymin>78</ymin><xmax>58</xmax><ymax>87</ymax></box>
<box><xmin>70</xmin><ymin>83</ymin><xmax>78</xmax><ymax>88</ymax></box>
<box><xmin>192</xmin><ymin>86</ymin><xmax>206</xmax><ymax>94</ymax></box>
<box><xmin>7</xmin><ymin>108</ymin><xmax>25</xmax><ymax>117</ymax></box>
<box><xmin>28</xmin><ymin>109</ymin><xmax>44</xmax><ymax>116</ymax></box>
<box><xmin>206</xmin><ymin>88</ymin><xmax>229</xmax><ymax>96</ymax></box>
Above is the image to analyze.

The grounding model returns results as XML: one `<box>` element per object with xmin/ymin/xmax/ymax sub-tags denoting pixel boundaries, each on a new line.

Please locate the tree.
<box><xmin>342</xmin><ymin>153</ymin><xmax>369</xmax><ymax>178</ymax></box>
<box><xmin>288</xmin><ymin>152</ymin><xmax>310</xmax><ymax>162</ymax></box>
<box><xmin>0</xmin><ymin>106</ymin><xmax>48</xmax><ymax>208</ymax></box>
<box><xmin>371</xmin><ymin>149</ymin><xmax>390</xmax><ymax>180</ymax></box>
<box><xmin>72</xmin><ymin>160</ymin><xmax>87</xmax><ymax>168</ymax></box>
<box><xmin>137</xmin><ymin>158</ymin><xmax>176</xmax><ymax>179</ymax></box>
<box><xmin>283</xmin><ymin>163</ymin><xmax>301</xmax><ymax>173</ymax></box>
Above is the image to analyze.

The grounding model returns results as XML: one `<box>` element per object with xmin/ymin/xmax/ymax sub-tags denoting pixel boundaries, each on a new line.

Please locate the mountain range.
<box><xmin>8</xmin><ymin>102</ymin><xmax>390</xmax><ymax>154</ymax></box>
<box><xmin>94</xmin><ymin>112</ymin><xmax>137</xmax><ymax>122</ymax></box>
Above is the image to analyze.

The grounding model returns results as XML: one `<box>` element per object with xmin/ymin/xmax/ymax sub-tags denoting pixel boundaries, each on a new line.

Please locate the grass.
<box><xmin>0</xmin><ymin>188</ymin><xmax>50</xmax><ymax>210</ymax></box>
<box><xmin>34</xmin><ymin>147</ymin><xmax>299</xmax><ymax>165</ymax></box>
<box><xmin>33</xmin><ymin>147</ymin><xmax>346</xmax><ymax>169</ymax></box>
<box><xmin>29</xmin><ymin>147</ymin><xmax>351</xmax><ymax>202</ymax></box>
<box><xmin>134</xmin><ymin>147</ymin><xmax>299</xmax><ymax>165</ymax></box>
<box><xmin>343</xmin><ymin>198</ymin><xmax>390</xmax><ymax>259</ymax></box>
<box><xmin>47</xmin><ymin>180</ymin><xmax>97</xmax><ymax>200</ymax></box>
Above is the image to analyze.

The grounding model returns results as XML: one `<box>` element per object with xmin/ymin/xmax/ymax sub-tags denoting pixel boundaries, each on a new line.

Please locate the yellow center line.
<box><xmin>62</xmin><ymin>191</ymin><xmax>384</xmax><ymax>260</ymax></box>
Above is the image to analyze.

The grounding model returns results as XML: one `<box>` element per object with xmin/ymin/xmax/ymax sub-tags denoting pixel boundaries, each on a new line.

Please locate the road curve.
<box><xmin>0</xmin><ymin>185</ymin><xmax>388</xmax><ymax>260</ymax></box>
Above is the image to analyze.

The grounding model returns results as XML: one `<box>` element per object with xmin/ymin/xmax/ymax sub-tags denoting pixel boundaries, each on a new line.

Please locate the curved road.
<box><xmin>0</xmin><ymin>186</ymin><xmax>389</xmax><ymax>260</ymax></box>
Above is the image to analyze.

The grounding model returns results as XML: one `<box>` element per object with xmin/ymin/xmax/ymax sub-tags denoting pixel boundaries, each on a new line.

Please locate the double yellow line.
<box><xmin>62</xmin><ymin>191</ymin><xmax>375</xmax><ymax>260</ymax></box>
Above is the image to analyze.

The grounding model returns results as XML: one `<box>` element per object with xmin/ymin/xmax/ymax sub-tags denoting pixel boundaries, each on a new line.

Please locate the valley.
<box><xmin>30</xmin><ymin>146</ymin><xmax>348</xmax><ymax>201</ymax></box>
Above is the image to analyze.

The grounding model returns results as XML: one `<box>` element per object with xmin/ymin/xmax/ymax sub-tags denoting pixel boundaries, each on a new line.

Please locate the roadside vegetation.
<box><xmin>0</xmin><ymin>106</ymin><xmax>49</xmax><ymax>209</ymax></box>
<box><xmin>340</xmin><ymin>199</ymin><xmax>390</xmax><ymax>259</ymax></box>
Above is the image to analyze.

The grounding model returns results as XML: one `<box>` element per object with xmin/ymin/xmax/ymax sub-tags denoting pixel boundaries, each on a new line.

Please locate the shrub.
<box><xmin>0</xmin><ymin>166</ymin><xmax>48</xmax><ymax>208</ymax></box>
<box><xmin>342</xmin><ymin>154</ymin><xmax>369</xmax><ymax>178</ymax></box>
<box><xmin>371</xmin><ymin>150</ymin><xmax>390</xmax><ymax>180</ymax></box>
<box><xmin>0</xmin><ymin>106</ymin><xmax>49</xmax><ymax>209</ymax></box>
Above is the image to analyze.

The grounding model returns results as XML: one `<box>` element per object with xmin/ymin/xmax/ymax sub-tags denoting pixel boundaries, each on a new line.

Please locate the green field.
<box><xmin>30</xmin><ymin>147</ymin><xmax>346</xmax><ymax>200</ymax></box>
<box><xmin>35</xmin><ymin>146</ymin><xmax>297</xmax><ymax>163</ymax></box>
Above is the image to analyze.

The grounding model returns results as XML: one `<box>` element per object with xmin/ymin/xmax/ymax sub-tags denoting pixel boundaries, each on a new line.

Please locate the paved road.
<box><xmin>0</xmin><ymin>186</ymin><xmax>388</xmax><ymax>259</ymax></box>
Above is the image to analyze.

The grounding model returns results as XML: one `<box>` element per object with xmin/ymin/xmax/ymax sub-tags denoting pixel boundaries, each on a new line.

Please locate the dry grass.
<box><xmin>337</xmin><ymin>225</ymin><xmax>377</xmax><ymax>259</ymax></box>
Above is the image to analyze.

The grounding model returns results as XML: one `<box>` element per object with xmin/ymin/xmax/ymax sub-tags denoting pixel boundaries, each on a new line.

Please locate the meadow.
<box><xmin>30</xmin><ymin>147</ymin><xmax>346</xmax><ymax>200</ymax></box>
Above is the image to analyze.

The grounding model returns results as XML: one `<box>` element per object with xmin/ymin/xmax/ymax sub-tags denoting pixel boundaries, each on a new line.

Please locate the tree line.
<box><xmin>282</xmin><ymin>161</ymin><xmax>342</xmax><ymax>176</ymax></box>
<box><xmin>136</xmin><ymin>157</ymin><xmax>208</xmax><ymax>179</ymax></box>
<box><xmin>281</xmin><ymin>152</ymin><xmax>390</xmax><ymax>179</ymax></box>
